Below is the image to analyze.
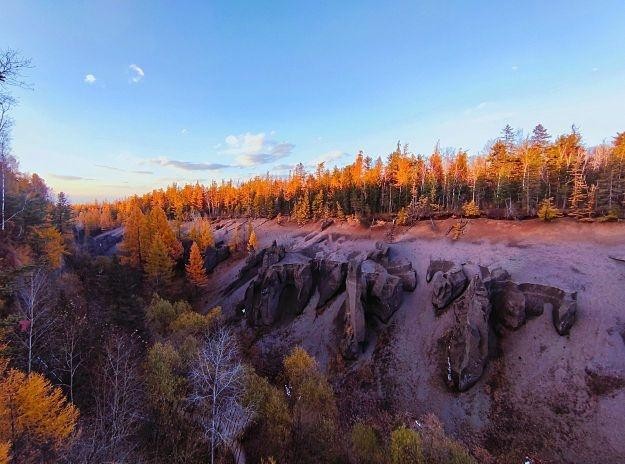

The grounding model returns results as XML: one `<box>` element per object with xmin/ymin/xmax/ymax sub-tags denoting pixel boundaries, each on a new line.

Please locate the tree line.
<box><xmin>77</xmin><ymin>125</ymin><xmax>625</xmax><ymax>228</ymax></box>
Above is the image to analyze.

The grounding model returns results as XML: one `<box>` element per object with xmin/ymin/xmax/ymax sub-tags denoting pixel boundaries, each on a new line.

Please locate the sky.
<box><xmin>2</xmin><ymin>0</ymin><xmax>625</xmax><ymax>202</ymax></box>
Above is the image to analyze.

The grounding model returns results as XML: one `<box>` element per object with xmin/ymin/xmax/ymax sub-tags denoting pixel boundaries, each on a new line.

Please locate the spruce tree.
<box><xmin>53</xmin><ymin>192</ymin><xmax>72</xmax><ymax>233</ymax></box>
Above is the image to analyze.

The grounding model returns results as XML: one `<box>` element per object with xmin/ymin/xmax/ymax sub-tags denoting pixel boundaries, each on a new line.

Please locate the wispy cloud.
<box><xmin>312</xmin><ymin>150</ymin><xmax>350</xmax><ymax>166</ymax></box>
<box><xmin>151</xmin><ymin>157</ymin><xmax>230</xmax><ymax>171</ymax></box>
<box><xmin>96</xmin><ymin>164</ymin><xmax>153</xmax><ymax>175</ymax></box>
<box><xmin>95</xmin><ymin>164</ymin><xmax>124</xmax><ymax>172</ymax></box>
<box><xmin>49</xmin><ymin>174</ymin><xmax>94</xmax><ymax>181</ymax></box>
<box><xmin>221</xmin><ymin>132</ymin><xmax>294</xmax><ymax>166</ymax></box>
<box><xmin>273</xmin><ymin>163</ymin><xmax>295</xmax><ymax>171</ymax></box>
<box><xmin>129</xmin><ymin>64</ymin><xmax>145</xmax><ymax>83</ymax></box>
<box><xmin>84</xmin><ymin>74</ymin><xmax>96</xmax><ymax>84</ymax></box>
<box><xmin>181</xmin><ymin>128</ymin><xmax>188</xmax><ymax>135</ymax></box>
<box><xmin>511</xmin><ymin>65</ymin><xmax>518</xmax><ymax>71</ymax></box>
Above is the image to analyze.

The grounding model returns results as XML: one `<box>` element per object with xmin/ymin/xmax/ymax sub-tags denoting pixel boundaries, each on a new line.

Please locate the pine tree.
<box><xmin>186</xmin><ymin>241</ymin><xmax>208</xmax><ymax>287</ymax></box>
<box><xmin>335</xmin><ymin>201</ymin><xmax>346</xmax><ymax>221</ymax></box>
<box><xmin>34</xmin><ymin>227</ymin><xmax>66</xmax><ymax>269</ymax></box>
<box><xmin>247</xmin><ymin>228</ymin><xmax>258</xmax><ymax>252</ymax></box>
<box><xmin>119</xmin><ymin>205</ymin><xmax>147</xmax><ymax>268</ymax></box>
<box><xmin>312</xmin><ymin>190</ymin><xmax>325</xmax><ymax>220</ymax></box>
<box><xmin>0</xmin><ymin>359</ymin><xmax>79</xmax><ymax>460</ymax></box>
<box><xmin>189</xmin><ymin>218</ymin><xmax>215</xmax><ymax>252</ymax></box>
<box><xmin>145</xmin><ymin>233</ymin><xmax>174</xmax><ymax>285</ymax></box>
<box><xmin>568</xmin><ymin>157</ymin><xmax>588</xmax><ymax>219</ymax></box>
<box><xmin>228</xmin><ymin>226</ymin><xmax>241</xmax><ymax>253</ymax></box>
<box><xmin>149</xmin><ymin>206</ymin><xmax>183</xmax><ymax>261</ymax></box>
<box><xmin>52</xmin><ymin>192</ymin><xmax>72</xmax><ymax>233</ymax></box>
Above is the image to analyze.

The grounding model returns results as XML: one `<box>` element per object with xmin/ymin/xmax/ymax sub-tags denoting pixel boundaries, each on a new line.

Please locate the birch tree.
<box><xmin>15</xmin><ymin>268</ymin><xmax>56</xmax><ymax>374</ymax></box>
<box><xmin>189</xmin><ymin>327</ymin><xmax>254</xmax><ymax>464</ymax></box>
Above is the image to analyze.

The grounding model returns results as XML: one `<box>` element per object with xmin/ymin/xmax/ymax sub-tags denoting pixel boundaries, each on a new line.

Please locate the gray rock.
<box><xmin>245</xmin><ymin>252</ymin><xmax>313</xmax><ymax>326</ymax></box>
<box><xmin>490</xmin><ymin>280</ymin><xmax>526</xmax><ymax>329</ymax></box>
<box><xmin>203</xmin><ymin>244</ymin><xmax>230</xmax><ymax>272</ymax></box>
<box><xmin>448</xmin><ymin>274</ymin><xmax>492</xmax><ymax>392</ymax></box>
<box><xmin>431</xmin><ymin>265</ymin><xmax>468</xmax><ymax>310</ymax></box>
<box><xmin>341</xmin><ymin>259</ymin><xmax>367</xmax><ymax>359</ymax></box>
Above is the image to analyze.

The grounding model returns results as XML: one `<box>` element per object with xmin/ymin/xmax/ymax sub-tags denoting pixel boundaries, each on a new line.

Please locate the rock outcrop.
<box><xmin>448</xmin><ymin>275</ymin><xmax>492</xmax><ymax>392</ymax></box>
<box><xmin>203</xmin><ymin>242</ymin><xmax>230</xmax><ymax>272</ymax></box>
<box><xmin>314</xmin><ymin>251</ymin><xmax>348</xmax><ymax>308</ymax></box>
<box><xmin>244</xmin><ymin>251</ymin><xmax>313</xmax><ymax>326</ymax></box>
<box><xmin>244</xmin><ymin>240</ymin><xmax>418</xmax><ymax>360</ymax></box>
<box><xmin>428</xmin><ymin>259</ymin><xmax>579</xmax><ymax>391</ymax></box>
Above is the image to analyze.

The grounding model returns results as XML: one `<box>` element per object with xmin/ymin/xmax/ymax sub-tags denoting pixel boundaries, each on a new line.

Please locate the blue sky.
<box><xmin>3</xmin><ymin>0</ymin><xmax>625</xmax><ymax>202</ymax></box>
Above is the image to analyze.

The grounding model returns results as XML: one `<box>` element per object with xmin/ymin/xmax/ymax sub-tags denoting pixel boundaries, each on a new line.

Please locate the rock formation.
<box><xmin>428</xmin><ymin>259</ymin><xmax>578</xmax><ymax>391</ymax></box>
<box><xmin>203</xmin><ymin>242</ymin><xmax>230</xmax><ymax>272</ymax></box>
<box><xmin>243</xmin><ymin>241</ymin><xmax>418</xmax><ymax>359</ymax></box>
<box><xmin>448</xmin><ymin>274</ymin><xmax>492</xmax><ymax>392</ymax></box>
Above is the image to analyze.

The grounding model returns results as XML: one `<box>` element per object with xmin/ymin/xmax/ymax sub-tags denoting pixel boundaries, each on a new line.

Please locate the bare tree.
<box><xmin>15</xmin><ymin>268</ymin><xmax>56</xmax><ymax>373</ymax></box>
<box><xmin>54</xmin><ymin>315</ymin><xmax>87</xmax><ymax>403</ymax></box>
<box><xmin>70</xmin><ymin>333</ymin><xmax>144</xmax><ymax>464</ymax></box>
<box><xmin>189</xmin><ymin>327</ymin><xmax>254</xmax><ymax>464</ymax></box>
<box><xmin>0</xmin><ymin>49</ymin><xmax>30</xmax><ymax>231</ymax></box>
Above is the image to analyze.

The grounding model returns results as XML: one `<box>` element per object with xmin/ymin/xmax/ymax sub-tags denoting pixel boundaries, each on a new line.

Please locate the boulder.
<box><xmin>426</xmin><ymin>259</ymin><xmax>455</xmax><ymax>283</ymax></box>
<box><xmin>490</xmin><ymin>280</ymin><xmax>526</xmax><ymax>330</ymax></box>
<box><xmin>385</xmin><ymin>257</ymin><xmax>418</xmax><ymax>291</ymax></box>
<box><xmin>552</xmin><ymin>291</ymin><xmax>577</xmax><ymax>336</ymax></box>
<box><xmin>448</xmin><ymin>275</ymin><xmax>492</xmax><ymax>392</ymax></box>
<box><xmin>431</xmin><ymin>265</ymin><xmax>468</xmax><ymax>310</ymax></box>
<box><xmin>361</xmin><ymin>260</ymin><xmax>404</xmax><ymax>322</ymax></box>
<box><xmin>518</xmin><ymin>283</ymin><xmax>577</xmax><ymax>334</ymax></box>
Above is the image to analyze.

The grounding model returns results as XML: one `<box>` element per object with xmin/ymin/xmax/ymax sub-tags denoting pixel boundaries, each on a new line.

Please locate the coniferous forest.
<box><xmin>2</xmin><ymin>45</ymin><xmax>625</xmax><ymax>464</ymax></box>
<box><xmin>73</xmin><ymin>125</ymin><xmax>625</xmax><ymax>232</ymax></box>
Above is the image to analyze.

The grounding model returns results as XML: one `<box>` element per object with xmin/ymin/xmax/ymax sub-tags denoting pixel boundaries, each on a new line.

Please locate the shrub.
<box><xmin>351</xmin><ymin>422</ymin><xmax>382</xmax><ymax>464</ymax></box>
<box><xmin>462</xmin><ymin>200</ymin><xmax>480</xmax><ymax>218</ymax></box>
<box><xmin>537</xmin><ymin>197</ymin><xmax>561</xmax><ymax>221</ymax></box>
<box><xmin>390</xmin><ymin>426</ymin><xmax>423</xmax><ymax>464</ymax></box>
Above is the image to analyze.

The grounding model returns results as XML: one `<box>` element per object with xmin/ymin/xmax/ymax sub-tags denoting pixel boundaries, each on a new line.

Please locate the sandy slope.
<box><xmin>200</xmin><ymin>218</ymin><xmax>625</xmax><ymax>463</ymax></box>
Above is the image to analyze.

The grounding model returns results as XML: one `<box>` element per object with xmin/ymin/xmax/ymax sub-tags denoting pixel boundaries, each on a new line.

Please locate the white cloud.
<box><xmin>220</xmin><ymin>132</ymin><xmax>295</xmax><ymax>166</ymax></box>
<box><xmin>84</xmin><ymin>74</ymin><xmax>96</xmax><ymax>84</ymax></box>
<box><xmin>511</xmin><ymin>65</ymin><xmax>518</xmax><ymax>71</ymax></box>
<box><xmin>181</xmin><ymin>128</ymin><xmax>188</xmax><ymax>135</ymax></box>
<box><xmin>592</xmin><ymin>67</ymin><xmax>599</xmax><ymax>73</ymax></box>
<box><xmin>129</xmin><ymin>64</ymin><xmax>145</xmax><ymax>83</ymax></box>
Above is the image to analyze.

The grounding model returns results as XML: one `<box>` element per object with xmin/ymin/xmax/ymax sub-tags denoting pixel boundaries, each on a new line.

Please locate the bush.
<box><xmin>351</xmin><ymin>422</ymin><xmax>383</xmax><ymax>464</ymax></box>
<box><xmin>462</xmin><ymin>200</ymin><xmax>480</xmax><ymax>218</ymax></box>
<box><xmin>537</xmin><ymin>197</ymin><xmax>561</xmax><ymax>221</ymax></box>
<box><xmin>420</xmin><ymin>413</ymin><xmax>476</xmax><ymax>464</ymax></box>
<box><xmin>396</xmin><ymin>207</ymin><xmax>409</xmax><ymax>226</ymax></box>
<box><xmin>390</xmin><ymin>426</ymin><xmax>423</xmax><ymax>464</ymax></box>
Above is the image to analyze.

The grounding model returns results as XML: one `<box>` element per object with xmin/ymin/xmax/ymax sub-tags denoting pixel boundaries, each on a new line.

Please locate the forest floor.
<box><xmin>198</xmin><ymin>217</ymin><xmax>625</xmax><ymax>463</ymax></box>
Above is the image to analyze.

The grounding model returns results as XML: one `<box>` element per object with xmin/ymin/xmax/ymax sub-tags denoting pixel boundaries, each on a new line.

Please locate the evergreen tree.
<box><xmin>148</xmin><ymin>206</ymin><xmax>183</xmax><ymax>261</ymax></box>
<box><xmin>145</xmin><ymin>233</ymin><xmax>174</xmax><ymax>285</ymax></box>
<box><xmin>247</xmin><ymin>228</ymin><xmax>258</xmax><ymax>252</ymax></box>
<box><xmin>52</xmin><ymin>192</ymin><xmax>72</xmax><ymax>233</ymax></box>
<box><xmin>185</xmin><ymin>241</ymin><xmax>208</xmax><ymax>287</ymax></box>
<box><xmin>119</xmin><ymin>205</ymin><xmax>147</xmax><ymax>269</ymax></box>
